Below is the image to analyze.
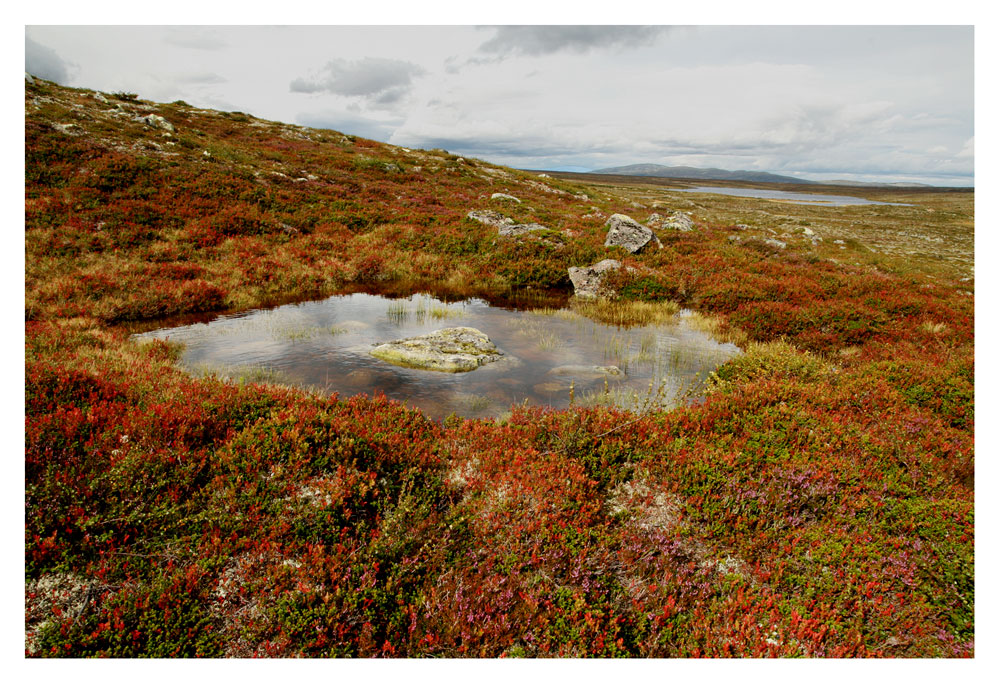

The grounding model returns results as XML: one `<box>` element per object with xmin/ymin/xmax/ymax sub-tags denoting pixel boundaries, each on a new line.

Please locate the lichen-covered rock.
<box><xmin>468</xmin><ymin>210</ymin><xmax>515</xmax><ymax>229</ymax></box>
<box><xmin>568</xmin><ymin>259</ymin><xmax>623</xmax><ymax>298</ymax></box>
<box><xmin>604</xmin><ymin>214</ymin><xmax>660</xmax><ymax>253</ymax></box>
<box><xmin>137</xmin><ymin>113</ymin><xmax>175</xmax><ymax>132</ymax></box>
<box><xmin>370</xmin><ymin>327</ymin><xmax>504</xmax><ymax>372</ymax></box>
<box><xmin>648</xmin><ymin>211</ymin><xmax>694</xmax><ymax>232</ymax></box>
<box><xmin>764</xmin><ymin>238</ymin><xmax>787</xmax><ymax>249</ymax></box>
<box><xmin>25</xmin><ymin>573</ymin><xmax>99</xmax><ymax>654</ymax></box>
<box><xmin>527</xmin><ymin>179</ymin><xmax>570</xmax><ymax>196</ymax></box>
<box><xmin>491</xmin><ymin>192</ymin><xmax>521</xmax><ymax>203</ymax></box>
<box><xmin>499</xmin><ymin>222</ymin><xmax>548</xmax><ymax>237</ymax></box>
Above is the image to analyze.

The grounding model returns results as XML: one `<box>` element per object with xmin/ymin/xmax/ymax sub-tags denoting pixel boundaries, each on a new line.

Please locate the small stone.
<box><xmin>137</xmin><ymin>113</ymin><xmax>175</xmax><ymax>132</ymax></box>
<box><xmin>764</xmin><ymin>238</ymin><xmax>787</xmax><ymax>249</ymax></box>
<box><xmin>491</xmin><ymin>192</ymin><xmax>521</xmax><ymax>203</ymax></box>
<box><xmin>53</xmin><ymin>123</ymin><xmax>81</xmax><ymax>135</ymax></box>
<box><xmin>468</xmin><ymin>210</ymin><xmax>515</xmax><ymax>229</ymax></box>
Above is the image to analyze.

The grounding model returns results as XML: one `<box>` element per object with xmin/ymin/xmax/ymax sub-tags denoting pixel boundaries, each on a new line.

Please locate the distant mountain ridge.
<box><xmin>592</xmin><ymin>164</ymin><xmax>812</xmax><ymax>184</ymax></box>
<box><xmin>590</xmin><ymin>163</ymin><xmax>932</xmax><ymax>188</ymax></box>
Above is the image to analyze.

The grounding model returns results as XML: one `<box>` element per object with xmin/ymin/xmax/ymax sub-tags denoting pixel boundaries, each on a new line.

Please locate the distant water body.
<box><xmin>672</xmin><ymin>186</ymin><xmax>912</xmax><ymax>207</ymax></box>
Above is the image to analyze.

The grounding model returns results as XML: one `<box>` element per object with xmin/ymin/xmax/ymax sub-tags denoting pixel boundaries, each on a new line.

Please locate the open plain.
<box><xmin>25</xmin><ymin>78</ymin><xmax>973</xmax><ymax>657</ymax></box>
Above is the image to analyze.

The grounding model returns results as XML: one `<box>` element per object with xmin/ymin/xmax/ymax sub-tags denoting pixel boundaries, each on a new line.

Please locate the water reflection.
<box><xmin>134</xmin><ymin>293</ymin><xmax>741</xmax><ymax>420</ymax></box>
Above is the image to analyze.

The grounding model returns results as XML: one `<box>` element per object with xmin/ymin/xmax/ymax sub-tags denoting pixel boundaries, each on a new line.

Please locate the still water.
<box><xmin>135</xmin><ymin>293</ymin><xmax>741</xmax><ymax>420</ymax></box>
<box><xmin>671</xmin><ymin>186</ymin><xmax>911</xmax><ymax>206</ymax></box>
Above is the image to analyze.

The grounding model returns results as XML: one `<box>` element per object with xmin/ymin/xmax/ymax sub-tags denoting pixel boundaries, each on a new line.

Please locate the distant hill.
<box><xmin>822</xmin><ymin>179</ymin><xmax>931</xmax><ymax>188</ymax></box>
<box><xmin>589</xmin><ymin>164</ymin><xmax>938</xmax><ymax>188</ymax></box>
<box><xmin>591</xmin><ymin>164</ymin><xmax>813</xmax><ymax>185</ymax></box>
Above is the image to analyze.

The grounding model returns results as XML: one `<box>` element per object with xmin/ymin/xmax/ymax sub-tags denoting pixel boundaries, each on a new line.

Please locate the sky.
<box><xmin>24</xmin><ymin>24</ymin><xmax>974</xmax><ymax>186</ymax></box>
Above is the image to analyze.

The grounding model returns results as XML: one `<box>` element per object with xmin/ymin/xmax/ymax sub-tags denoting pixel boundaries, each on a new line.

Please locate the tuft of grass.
<box><xmin>185</xmin><ymin>361</ymin><xmax>291</xmax><ymax>387</ymax></box>
<box><xmin>707</xmin><ymin>339</ymin><xmax>827</xmax><ymax>390</ymax></box>
<box><xmin>571</xmin><ymin>298</ymin><xmax>680</xmax><ymax>328</ymax></box>
<box><xmin>386</xmin><ymin>301</ymin><xmax>410</xmax><ymax>324</ymax></box>
<box><xmin>680</xmin><ymin>310</ymin><xmax>747</xmax><ymax>346</ymax></box>
<box><xmin>921</xmin><ymin>320</ymin><xmax>948</xmax><ymax>335</ymax></box>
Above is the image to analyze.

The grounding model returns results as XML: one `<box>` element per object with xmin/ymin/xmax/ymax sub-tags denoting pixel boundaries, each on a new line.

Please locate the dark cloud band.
<box><xmin>477</xmin><ymin>25</ymin><xmax>668</xmax><ymax>57</ymax></box>
<box><xmin>290</xmin><ymin>57</ymin><xmax>425</xmax><ymax>108</ymax></box>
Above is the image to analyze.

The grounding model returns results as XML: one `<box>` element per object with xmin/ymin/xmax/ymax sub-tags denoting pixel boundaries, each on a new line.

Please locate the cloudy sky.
<box><xmin>25</xmin><ymin>24</ymin><xmax>974</xmax><ymax>186</ymax></box>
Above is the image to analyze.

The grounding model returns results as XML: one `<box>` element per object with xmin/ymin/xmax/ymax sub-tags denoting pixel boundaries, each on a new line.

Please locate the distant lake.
<box><xmin>671</xmin><ymin>186</ymin><xmax>911</xmax><ymax>206</ymax></box>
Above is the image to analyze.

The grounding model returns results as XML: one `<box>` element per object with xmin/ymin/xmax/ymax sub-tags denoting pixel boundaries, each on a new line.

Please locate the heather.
<box><xmin>25</xmin><ymin>79</ymin><xmax>973</xmax><ymax>657</ymax></box>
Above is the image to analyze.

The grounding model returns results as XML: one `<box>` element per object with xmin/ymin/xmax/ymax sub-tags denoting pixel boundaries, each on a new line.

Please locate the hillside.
<box><xmin>25</xmin><ymin>77</ymin><xmax>974</xmax><ymax>658</ymax></box>
<box><xmin>592</xmin><ymin>163</ymin><xmax>813</xmax><ymax>185</ymax></box>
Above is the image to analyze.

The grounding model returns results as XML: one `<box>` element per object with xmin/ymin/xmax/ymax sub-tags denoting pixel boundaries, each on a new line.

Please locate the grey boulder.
<box><xmin>568</xmin><ymin>259</ymin><xmax>623</xmax><ymax>298</ymax></box>
<box><xmin>604</xmin><ymin>214</ymin><xmax>660</xmax><ymax>253</ymax></box>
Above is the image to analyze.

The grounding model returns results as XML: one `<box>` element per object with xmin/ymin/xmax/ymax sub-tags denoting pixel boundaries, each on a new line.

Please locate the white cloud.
<box><xmin>22</xmin><ymin>25</ymin><xmax>974</xmax><ymax>186</ymax></box>
<box><xmin>290</xmin><ymin>57</ymin><xmax>426</xmax><ymax>111</ymax></box>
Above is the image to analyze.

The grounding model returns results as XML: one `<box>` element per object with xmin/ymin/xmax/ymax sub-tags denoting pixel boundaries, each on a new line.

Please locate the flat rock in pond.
<box><xmin>370</xmin><ymin>327</ymin><xmax>504</xmax><ymax>373</ymax></box>
<box><xmin>548</xmin><ymin>365</ymin><xmax>622</xmax><ymax>379</ymax></box>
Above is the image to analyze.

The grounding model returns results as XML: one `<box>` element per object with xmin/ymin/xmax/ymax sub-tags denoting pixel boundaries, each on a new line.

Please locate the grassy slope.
<box><xmin>25</xmin><ymin>79</ymin><xmax>973</xmax><ymax>657</ymax></box>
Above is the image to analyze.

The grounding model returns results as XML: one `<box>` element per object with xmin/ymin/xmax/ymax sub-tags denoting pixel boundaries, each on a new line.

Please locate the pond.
<box><xmin>671</xmin><ymin>185</ymin><xmax>911</xmax><ymax>206</ymax></box>
<box><xmin>133</xmin><ymin>293</ymin><xmax>741</xmax><ymax>421</ymax></box>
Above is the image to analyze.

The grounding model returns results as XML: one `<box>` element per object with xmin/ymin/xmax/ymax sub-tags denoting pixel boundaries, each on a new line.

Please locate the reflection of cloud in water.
<box><xmin>133</xmin><ymin>292</ymin><xmax>741</xmax><ymax>420</ymax></box>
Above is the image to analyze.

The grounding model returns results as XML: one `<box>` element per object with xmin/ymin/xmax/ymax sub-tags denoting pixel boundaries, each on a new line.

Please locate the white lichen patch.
<box><xmin>25</xmin><ymin>573</ymin><xmax>98</xmax><ymax>654</ymax></box>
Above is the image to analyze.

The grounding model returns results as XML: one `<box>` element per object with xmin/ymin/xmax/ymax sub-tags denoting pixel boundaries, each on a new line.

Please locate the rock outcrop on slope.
<box><xmin>568</xmin><ymin>259</ymin><xmax>623</xmax><ymax>298</ymax></box>
<box><xmin>647</xmin><ymin>211</ymin><xmax>694</xmax><ymax>232</ymax></box>
<box><xmin>603</xmin><ymin>214</ymin><xmax>661</xmax><ymax>253</ymax></box>
<box><xmin>490</xmin><ymin>192</ymin><xmax>521</xmax><ymax>203</ymax></box>
<box><xmin>498</xmin><ymin>223</ymin><xmax>548</xmax><ymax>237</ymax></box>
<box><xmin>467</xmin><ymin>210</ymin><xmax>515</xmax><ymax>229</ymax></box>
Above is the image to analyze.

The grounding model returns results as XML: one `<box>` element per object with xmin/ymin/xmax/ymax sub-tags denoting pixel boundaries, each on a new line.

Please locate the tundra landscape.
<box><xmin>24</xmin><ymin>74</ymin><xmax>973</xmax><ymax>658</ymax></box>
